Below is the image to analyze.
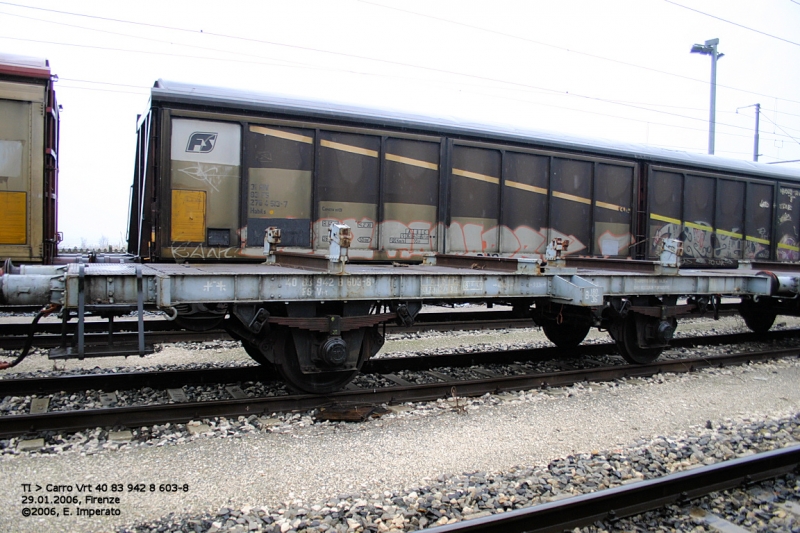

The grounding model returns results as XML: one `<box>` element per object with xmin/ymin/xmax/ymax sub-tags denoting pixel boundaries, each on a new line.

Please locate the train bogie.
<box><xmin>6</xmin><ymin>72</ymin><xmax>800</xmax><ymax>395</ymax></box>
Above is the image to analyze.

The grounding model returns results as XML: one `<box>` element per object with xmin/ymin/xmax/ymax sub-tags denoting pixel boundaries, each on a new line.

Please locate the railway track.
<box><xmin>1</xmin><ymin>335</ymin><xmax>798</xmax><ymax>439</ymax></box>
<box><xmin>2</xmin><ymin>329</ymin><xmax>799</xmax><ymax>397</ymax></box>
<box><xmin>0</xmin><ymin>308</ymin><xmax>744</xmax><ymax>351</ymax></box>
<box><xmin>0</xmin><ymin>311</ymin><xmax>535</xmax><ymax>351</ymax></box>
<box><xmin>427</xmin><ymin>445</ymin><xmax>800</xmax><ymax>533</ymax></box>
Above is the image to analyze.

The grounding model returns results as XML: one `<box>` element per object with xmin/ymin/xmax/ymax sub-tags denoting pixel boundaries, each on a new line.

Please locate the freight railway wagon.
<box><xmin>5</xmin><ymin>69</ymin><xmax>800</xmax><ymax>395</ymax></box>
<box><xmin>0</xmin><ymin>54</ymin><xmax>59</xmax><ymax>264</ymax></box>
<box><xmin>129</xmin><ymin>80</ymin><xmax>800</xmax><ymax>265</ymax></box>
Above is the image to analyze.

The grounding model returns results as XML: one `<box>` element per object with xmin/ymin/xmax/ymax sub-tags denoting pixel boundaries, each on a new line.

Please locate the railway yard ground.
<box><xmin>1</xmin><ymin>314</ymin><xmax>800</xmax><ymax>532</ymax></box>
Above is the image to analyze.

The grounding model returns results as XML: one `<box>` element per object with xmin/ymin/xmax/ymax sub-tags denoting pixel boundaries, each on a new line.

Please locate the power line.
<box><xmin>0</xmin><ymin>31</ymin><xmax>766</xmax><ymax>139</ymax></box>
<box><xmin>3</xmin><ymin>0</ymin><xmax>800</xmax><ymax>108</ymax></box>
<box><xmin>6</xmin><ymin>31</ymin><xmax>798</xmax><ymax>146</ymax></box>
<box><xmin>12</xmin><ymin>6</ymin><xmax>800</xmax><ymax>129</ymax></box>
<box><xmin>0</xmin><ymin>35</ymin><xmax>330</xmax><ymax>70</ymax></box>
<box><xmin>60</xmin><ymin>78</ymin><xmax>150</xmax><ymax>90</ymax></box>
<box><xmin>759</xmin><ymin>110</ymin><xmax>800</xmax><ymax>146</ymax></box>
<box><xmin>359</xmin><ymin>0</ymin><xmax>800</xmax><ymax>106</ymax></box>
<box><xmin>664</xmin><ymin>0</ymin><xmax>800</xmax><ymax>48</ymax></box>
<box><xmin>57</xmin><ymin>84</ymin><xmax>148</xmax><ymax>96</ymax></box>
<box><xmin>0</xmin><ymin>1</ymin><xmax>565</xmax><ymax>96</ymax></box>
<box><xmin>0</xmin><ymin>9</ymin><xmax>311</xmax><ymax>68</ymax></box>
<box><xmin>3</xmin><ymin>10</ymin><xmax>796</xmax><ymax>155</ymax></box>
<box><xmin>419</xmin><ymin>85</ymin><xmax>793</xmax><ymax>143</ymax></box>
<box><xmin>7</xmin><ymin>12</ymin><xmax>800</xmax><ymax>147</ymax></box>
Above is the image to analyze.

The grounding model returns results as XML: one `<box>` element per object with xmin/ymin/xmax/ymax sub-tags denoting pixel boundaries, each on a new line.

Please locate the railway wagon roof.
<box><xmin>151</xmin><ymin>79</ymin><xmax>800</xmax><ymax>183</ymax></box>
<box><xmin>0</xmin><ymin>53</ymin><xmax>51</xmax><ymax>80</ymax></box>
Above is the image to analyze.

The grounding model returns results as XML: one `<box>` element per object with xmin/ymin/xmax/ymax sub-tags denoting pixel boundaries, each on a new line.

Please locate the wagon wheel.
<box><xmin>273</xmin><ymin>329</ymin><xmax>361</xmax><ymax>395</ymax></box>
<box><xmin>739</xmin><ymin>302</ymin><xmax>776</xmax><ymax>334</ymax></box>
<box><xmin>611</xmin><ymin>313</ymin><xmax>663</xmax><ymax>365</ymax></box>
<box><xmin>240</xmin><ymin>340</ymin><xmax>279</xmax><ymax>377</ymax></box>
<box><xmin>541</xmin><ymin>320</ymin><xmax>591</xmax><ymax>349</ymax></box>
<box><xmin>741</xmin><ymin>312</ymin><xmax>776</xmax><ymax>334</ymax></box>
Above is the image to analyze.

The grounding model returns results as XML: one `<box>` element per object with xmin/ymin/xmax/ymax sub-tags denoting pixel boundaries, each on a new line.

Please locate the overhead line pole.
<box><xmin>691</xmin><ymin>38</ymin><xmax>724</xmax><ymax>155</ymax></box>
<box><xmin>736</xmin><ymin>103</ymin><xmax>761</xmax><ymax>161</ymax></box>
<box><xmin>754</xmin><ymin>103</ymin><xmax>760</xmax><ymax>162</ymax></box>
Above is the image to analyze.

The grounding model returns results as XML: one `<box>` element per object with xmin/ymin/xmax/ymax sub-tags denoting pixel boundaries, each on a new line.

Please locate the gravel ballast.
<box><xmin>1</xmin><ymin>352</ymin><xmax>799</xmax><ymax>532</ymax></box>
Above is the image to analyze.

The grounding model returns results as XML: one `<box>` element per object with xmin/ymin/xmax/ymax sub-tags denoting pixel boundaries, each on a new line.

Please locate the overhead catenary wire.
<box><xmin>664</xmin><ymin>0</ymin><xmax>800</xmax><ymax>48</ymax></box>
<box><xmin>1</xmin><ymin>2</ymin><xmax>796</xmax><ymax>164</ymax></box>
<box><xmin>2</xmin><ymin>28</ymin><xmax>794</xmax><ymax>144</ymax></box>
<box><xmin>357</xmin><ymin>0</ymin><xmax>800</xmax><ymax>107</ymax></box>
<box><xmin>758</xmin><ymin>111</ymin><xmax>800</xmax><ymax>147</ymax></box>
<box><xmin>2</xmin><ymin>0</ymin><xmax>800</xmax><ymax>108</ymax></box>
<box><xmin>0</xmin><ymin>8</ymin><xmax>312</xmax><ymax>69</ymax></box>
<box><xmin>4</xmin><ymin>35</ymin><xmax>796</xmax><ymax>150</ymax></box>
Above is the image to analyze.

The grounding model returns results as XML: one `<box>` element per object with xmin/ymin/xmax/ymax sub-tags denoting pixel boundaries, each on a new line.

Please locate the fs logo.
<box><xmin>186</xmin><ymin>132</ymin><xmax>218</xmax><ymax>153</ymax></box>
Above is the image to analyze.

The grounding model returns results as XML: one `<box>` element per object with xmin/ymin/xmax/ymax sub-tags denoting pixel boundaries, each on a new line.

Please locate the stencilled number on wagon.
<box><xmin>345</xmin><ymin>278</ymin><xmax>374</xmax><ymax>288</ymax></box>
<box><xmin>586</xmin><ymin>288</ymin><xmax>601</xmax><ymax>304</ymax></box>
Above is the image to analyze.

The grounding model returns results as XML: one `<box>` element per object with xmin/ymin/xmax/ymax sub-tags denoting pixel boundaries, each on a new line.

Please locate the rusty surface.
<box><xmin>267</xmin><ymin>312</ymin><xmax>397</xmax><ymax>332</ymax></box>
<box><xmin>316</xmin><ymin>405</ymin><xmax>388</xmax><ymax>422</ymax></box>
<box><xmin>628</xmin><ymin>304</ymin><xmax>696</xmax><ymax>318</ymax></box>
<box><xmin>566</xmin><ymin>256</ymin><xmax>658</xmax><ymax>273</ymax></box>
<box><xmin>274</xmin><ymin>252</ymin><xmax>335</xmax><ymax>272</ymax></box>
<box><xmin>427</xmin><ymin>254</ymin><xmax>521</xmax><ymax>272</ymax></box>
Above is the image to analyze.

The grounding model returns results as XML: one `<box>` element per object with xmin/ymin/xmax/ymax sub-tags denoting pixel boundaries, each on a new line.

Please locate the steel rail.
<box><xmin>0</xmin><ymin>309</ymin><xmax>743</xmax><ymax>350</ymax></box>
<box><xmin>426</xmin><ymin>445</ymin><xmax>800</xmax><ymax>533</ymax></box>
<box><xmin>2</xmin><ymin>330</ymin><xmax>797</xmax><ymax>396</ymax></box>
<box><xmin>0</xmin><ymin>366</ymin><xmax>275</xmax><ymax>396</ymax></box>
<box><xmin>0</xmin><ymin>347</ymin><xmax>797</xmax><ymax>438</ymax></box>
<box><xmin>0</xmin><ymin>313</ymin><xmax>536</xmax><ymax>350</ymax></box>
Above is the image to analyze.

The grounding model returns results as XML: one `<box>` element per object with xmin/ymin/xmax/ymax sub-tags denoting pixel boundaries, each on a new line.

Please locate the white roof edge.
<box><xmin>0</xmin><ymin>53</ymin><xmax>49</xmax><ymax>69</ymax></box>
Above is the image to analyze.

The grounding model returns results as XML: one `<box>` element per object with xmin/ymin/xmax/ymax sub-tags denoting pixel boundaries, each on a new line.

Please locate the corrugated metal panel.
<box><xmin>150</xmin><ymin>80</ymin><xmax>800</xmax><ymax>183</ymax></box>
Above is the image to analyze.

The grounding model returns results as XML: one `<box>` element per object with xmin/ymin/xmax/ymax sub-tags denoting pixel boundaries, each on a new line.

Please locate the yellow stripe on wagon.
<box><xmin>452</xmin><ymin>168</ymin><xmax>500</xmax><ymax>185</ymax></box>
<box><xmin>320</xmin><ymin>139</ymin><xmax>378</xmax><ymax>158</ymax></box>
<box><xmin>505</xmin><ymin>182</ymin><xmax>629</xmax><ymax>213</ymax></box>
<box><xmin>746</xmin><ymin>235</ymin><xmax>771</xmax><ymax>245</ymax></box>
<box><xmin>716</xmin><ymin>228</ymin><xmax>743</xmax><ymax>239</ymax></box>
<box><xmin>249</xmin><ymin>125</ymin><xmax>313</xmax><ymax>144</ymax></box>
<box><xmin>778</xmin><ymin>242</ymin><xmax>800</xmax><ymax>252</ymax></box>
<box><xmin>595</xmin><ymin>200</ymin><xmax>630</xmax><ymax>213</ymax></box>
<box><xmin>650</xmin><ymin>213</ymin><xmax>682</xmax><ymax>226</ymax></box>
<box><xmin>385</xmin><ymin>153</ymin><xmax>439</xmax><ymax>171</ymax></box>
<box><xmin>552</xmin><ymin>190</ymin><xmax>591</xmax><ymax>205</ymax></box>
<box><xmin>684</xmin><ymin>221</ymin><xmax>711</xmax><ymax>231</ymax></box>
<box><xmin>505</xmin><ymin>180</ymin><xmax>547</xmax><ymax>195</ymax></box>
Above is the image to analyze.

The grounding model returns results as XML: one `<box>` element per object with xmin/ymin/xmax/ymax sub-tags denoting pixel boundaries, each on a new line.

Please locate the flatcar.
<box><xmin>0</xmin><ymin>54</ymin><xmax>59</xmax><ymax>265</ymax></box>
<box><xmin>129</xmin><ymin>80</ymin><xmax>800</xmax><ymax>268</ymax></box>
<box><xmin>4</xmin><ymin>59</ymin><xmax>800</xmax><ymax>394</ymax></box>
